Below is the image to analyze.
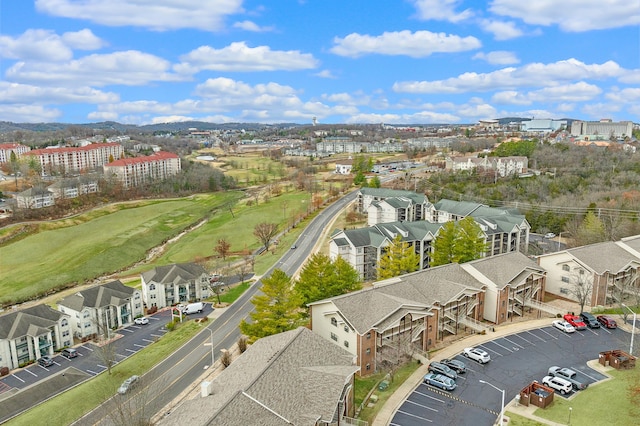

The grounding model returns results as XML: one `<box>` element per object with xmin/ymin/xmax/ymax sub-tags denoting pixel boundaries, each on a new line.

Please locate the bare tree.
<box><xmin>238</xmin><ymin>255</ymin><xmax>253</xmax><ymax>284</ymax></box>
<box><xmin>106</xmin><ymin>373</ymin><xmax>164</xmax><ymax>426</ymax></box>
<box><xmin>253</xmin><ymin>222</ymin><xmax>279</xmax><ymax>253</ymax></box>
<box><xmin>214</xmin><ymin>237</ymin><xmax>231</xmax><ymax>261</ymax></box>
<box><xmin>569</xmin><ymin>269</ymin><xmax>594</xmax><ymax>314</ymax></box>
<box><xmin>92</xmin><ymin>313</ymin><xmax>117</xmax><ymax>375</ymax></box>
<box><xmin>613</xmin><ymin>271</ymin><xmax>638</xmax><ymax>323</ymax></box>
<box><xmin>377</xmin><ymin>333</ymin><xmax>415</xmax><ymax>383</ymax></box>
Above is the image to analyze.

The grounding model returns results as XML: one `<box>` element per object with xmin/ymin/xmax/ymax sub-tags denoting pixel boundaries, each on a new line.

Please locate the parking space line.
<box><xmin>134</xmin><ymin>344</ymin><xmax>146</xmax><ymax>348</ymax></box>
<box><xmin>116</xmin><ymin>353</ymin><xmax>127</xmax><ymax>358</ymax></box>
<box><xmin>573</xmin><ymin>368</ymin><xmax>599</xmax><ymax>382</ymax></box>
<box><xmin>82</xmin><ymin>345</ymin><xmax>93</xmax><ymax>351</ymax></box>
<box><xmin>488</xmin><ymin>340</ymin><xmax>514</xmax><ymax>353</ymax></box>
<box><xmin>125</xmin><ymin>348</ymin><xmax>137</xmax><ymax>353</ymax></box>
<box><xmin>150</xmin><ymin>333</ymin><xmax>163</xmax><ymax>338</ymax></box>
<box><xmin>513</xmin><ymin>333</ymin><xmax>535</xmax><ymax>345</ymax></box>
<box><xmin>149</xmin><ymin>317</ymin><xmax>160</xmax><ymax>321</ymax></box>
<box><xmin>53</xmin><ymin>361</ymin><xmax>61</xmax><ymax>366</ymax></box>
<box><xmin>585</xmin><ymin>328</ymin><xmax>599</xmax><ymax>335</ymax></box>
<box><xmin>600</xmin><ymin>327</ymin><xmax>612</xmax><ymax>334</ymax></box>
<box><xmin>502</xmin><ymin>336</ymin><xmax>525</xmax><ymax>349</ymax></box>
<box><xmin>405</xmin><ymin>399</ymin><xmax>439</xmax><ymax>412</ymax></box>
<box><xmin>11</xmin><ymin>374</ymin><xmax>25</xmax><ymax>383</ymax></box>
<box><xmin>121</xmin><ymin>328</ymin><xmax>134</xmax><ymax>333</ymax></box>
<box><xmin>477</xmin><ymin>344</ymin><xmax>503</xmax><ymax>357</ymax></box>
<box><xmin>396</xmin><ymin>409</ymin><xmax>434</xmax><ymax>422</ymax></box>
<box><xmin>97</xmin><ymin>364</ymin><xmax>107</xmax><ymax>369</ymax></box>
<box><xmin>537</xmin><ymin>328</ymin><xmax>558</xmax><ymax>339</ymax></box>
<box><xmin>26</xmin><ymin>368</ymin><xmax>39</xmax><ymax>375</ymax></box>
<box><xmin>87</xmin><ymin>369</ymin><xmax>99</xmax><ymax>375</ymax></box>
<box><xmin>525</xmin><ymin>330</ymin><xmax>547</xmax><ymax>342</ymax></box>
<box><xmin>142</xmin><ymin>338</ymin><xmax>154</xmax><ymax>343</ymax></box>
<box><xmin>414</xmin><ymin>390</ymin><xmax>446</xmax><ymax>403</ymax></box>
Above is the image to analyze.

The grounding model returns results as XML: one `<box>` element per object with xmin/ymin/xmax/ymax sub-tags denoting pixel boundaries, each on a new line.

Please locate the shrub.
<box><xmin>220</xmin><ymin>349</ymin><xmax>232</xmax><ymax>368</ymax></box>
<box><xmin>238</xmin><ymin>336</ymin><xmax>248</xmax><ymax>353</ymax></box>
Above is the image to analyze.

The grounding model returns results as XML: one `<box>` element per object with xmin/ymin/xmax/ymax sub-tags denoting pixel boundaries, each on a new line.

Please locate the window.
<box><xmin>150</xmin><ymin>294</ymin><xmax>156</xmax><ymax>299</ymax></box>
<box><xmin>428</xmin><ymin>325</ymin><xmax>432</xmax><ymax>332</ymax></box>
<box><xmin>83</xmin><ymin>311</ymin><xmax>90</xmax><ymax>318</ymax></box>
<box><xmin>61</xmin><ymin>319</ymin><xmax>68</xmax><ymax>327</ymax></box>
<box><xmin>366</xmin><ymin>363</ymin><xmax>371</xmax><ymax>371</ymax></box>
<box><xmin>579</xmin><ymin>269</ymin><xmax>585</xmax><ymax>275</ymax></box>
<box><xmin>62</xmin><ymin>331</ymin><xmax>69</xmax><ymax>337</ymax></box>
<box><xmin>562</xmin><ymin>264</ymin><xmax>570</xmax><ymax>272</ymax></box>
<box><xmin>366</xmin><ymin>332</ymin><xmax>371</xmax><ymax>339</ymax></box>
<box><xmin>561</xmin><ymin>276</ymin><xmax>570</xmax><ymax>283</ymax></box>
<box><xmin>366</xmin><ymin>348</ymin><xmax>371</xmax><ymax>355</ymax></box>
<box><xmin>135</xmin><ymin>304</ymin><xmax>140</xmax><ymax>309</ymax></box>
<box><xmin>84</xmin><ymin>322</ymin><xmax>91</xmax><ymax>328</ymax></box>
<box><xmin>344</xmin><ymin>341</ymin><xmax>349</xmax><ymax>348</ymax></box>
<box><xmin>149</xmin><ymin>284</ymin><xmax>156</xmax><ymax>291</ymax></box>
<box><xmin>330</xmin><ymin>332</ymin><xmax>338</xmax><ymax>341</ymax></box>
<box><xmin>344</xmin><ymin>325</ymin><xmax>349</xmax><ymax>333</ymax></box>
<box><xmin>331</xmin><ymin>318</ymin><xmax>338</xmax><ymax>327</ymax></box>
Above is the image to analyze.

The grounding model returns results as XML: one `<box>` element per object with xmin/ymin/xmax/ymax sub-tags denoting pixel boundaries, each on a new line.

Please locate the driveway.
<box><xmin>387</xmin><ymin>320</ymin><xmax>629</xmax><ymax>426</ymax></box>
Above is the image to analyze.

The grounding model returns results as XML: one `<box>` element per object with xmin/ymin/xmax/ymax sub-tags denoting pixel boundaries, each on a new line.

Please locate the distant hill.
<box><xmin>0</xmin><ymin>121</ymin><xmax>303</xmax><ymax>134</ymax></box>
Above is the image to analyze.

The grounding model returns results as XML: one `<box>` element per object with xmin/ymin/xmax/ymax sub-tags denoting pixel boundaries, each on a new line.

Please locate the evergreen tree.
<box><xmin>432</xmin><ymin>218</ymin><xmax>487</xmax><ymax>266</ymax></box>
<box><xmin>576</xmin><ymin>211</ymin><xmax>606</xmax><ymax>246</ymax></box>
<box><xmin>377</xmin><ymin>235</ymin><xmax>421</xmax><ymax>279</ymax></box>
<box><xmin>369</xmin><ymin>175</ymin><xmax>381</xmax><ymax>188</ymax></box>
<box><xmin>294</xmin><ymin>253</ymin><xmax>361</xmax><ymax>306</ymax></box>
<box><xmin>431</xmin><ymin>221</ymin><xmax>457</xmax><ymax>266</ymax></box>
<box><xmin>240</xmin><ymin>269</ymin><xmax>303</xmax><ymax>342</ymax></box>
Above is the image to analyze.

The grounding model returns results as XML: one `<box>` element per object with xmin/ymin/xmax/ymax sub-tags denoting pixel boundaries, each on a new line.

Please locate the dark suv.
<box><xmin>427</xmin><ymin>361</ymin><xmax>458</xmax><ymax>379</ymax></box>
<box><xmin>580</xmin><ymin>312</ymin><xmax>601</xmax><ymax>328</ymax></box>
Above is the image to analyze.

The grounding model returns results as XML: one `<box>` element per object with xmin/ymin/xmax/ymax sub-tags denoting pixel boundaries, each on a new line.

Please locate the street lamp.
<box><xmin>479</xmin><ymin>380</ymin><xmax>505</xmax><ymax>425</ymax></box>
<box><xmin>557</xmin><ymin>232</ymin><xmax>565</xmax><ymax>252</ymax></box>
<box><xmin>621</xmin><ymin>303</ymin><xmax>636</xmax><ymax>355</ymax></box>
<box><xmin>568</xmin><ymin>407</ymin><xmax>572</xmax><ymax>425</ymax></box>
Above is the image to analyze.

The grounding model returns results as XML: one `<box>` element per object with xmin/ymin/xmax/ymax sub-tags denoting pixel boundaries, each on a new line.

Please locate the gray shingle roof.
<box><xmin>0</xmin><ymin>305</ymin><xmax>67</xmax><ymax>339</ymax></box>
<box><xmin>58</xmin><ymin>280</ymin><xmax>134</xmax><ymax>311</ymax></box>
<box><xmin>342</xmin><ymin>228</ymin><xmax>388</xmax><ymax>248</ymax></box>
<box><xmin>163</xmin><ymin>327</ymin><xmax>357</xmax><ymax>426</ymax></box>
<box><xmin>359</xmin><ymin>188</ymin><xmax>417</xmax><ymax>198</ymax></box>
<box><xmin>433</xmin><ymin>199</ymin><xmax>483</xmax><ymax>216</ymax></box>
<box><xmin>567</xmin><ymin>242</ymin><xmax>640</xmax><ymax>274</ymax></box>
<box><xmin>464</xmin><ymin>252</ymin><xmax>544</xmax><ymax>289</ymax></box>
<box><xmin>141</xmin><ymin>263</ymin><xmax>207</xmax><ymax>284</ymax></box>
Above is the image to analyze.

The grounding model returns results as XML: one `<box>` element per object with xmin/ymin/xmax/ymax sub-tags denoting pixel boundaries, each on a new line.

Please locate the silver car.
<box><xmin>118</xmin><ymin>375</ymin><xmax>140</xmax><ymax>395</ymax></box>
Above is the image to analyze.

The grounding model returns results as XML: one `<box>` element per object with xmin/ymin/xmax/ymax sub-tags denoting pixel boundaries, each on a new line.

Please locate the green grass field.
<box><xmin>0</xmin><ymin>193</ymin><xmax>240</xmax><ymax>306</ymax></box>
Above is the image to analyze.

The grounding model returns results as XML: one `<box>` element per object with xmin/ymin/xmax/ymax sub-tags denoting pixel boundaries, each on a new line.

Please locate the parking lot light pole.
<box><xmin>621</xmin><ymin>304</ymin><xmax>636</xmax><ymax>355</ymax></box>
<box><xmin>479</xmin><ymin>380</ymin><xmax>504</xmax><ymax>425</ymax></box>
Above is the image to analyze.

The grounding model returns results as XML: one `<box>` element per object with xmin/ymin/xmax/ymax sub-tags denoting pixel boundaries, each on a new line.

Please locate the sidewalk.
<box><xmin>372</xmin><ymin>317</ymin><xmax>565</xmax><ymax>426</ymax></box>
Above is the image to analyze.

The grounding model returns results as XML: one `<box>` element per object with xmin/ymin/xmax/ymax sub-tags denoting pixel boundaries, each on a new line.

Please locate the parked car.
<box><xmin>579</xmin><ymin>312</ymin><xmax>601</xmax><ymax>329</ymax></box>
<box><xmin>552</xmin><ymin>320</ymin><xmax>575</xmax><ymax>333</ymax></box>
<box><xmin>423</xmin><ymin>373</ymin><xmax>456</xmax><ymax>391</ymax></box>
<box><xmin>182</xmin><ymin>302</ymin><xmax>204</xmax><ymax>315</ymax></box>
<box><xmin>563</xmin><ymin>314</ymin><xmax>587</xmax><ymax>330</ymax></box>
<box><xmin>597</xmin><ymin>315</ymin><xmax>618</xmax><ymax>329</ymax></box>
<box><xmin>134</xmin><ymin>317</ymin><xmax>149</xmax><ymax>325</ymax></box>
<box><xmin>548</xmin><ymin>366</ymin><xmax>589</xmax><ymax>390</ymax></box>
<box><xmin>38</xmin><ymin>355</ymin><xmax>54</xmax><ymax>367</ymax></box>
<box><xmin>118</xmin><ymin>375</ymin><xmax>140</xmax><ymax>395</ymax></box>
<box><xmin>440</xmin><ymin>358</ymin><xmax>466</xmax><ymax>374</ymax></box>
<box><xmin>542</xmin><ymin>375</ymin><xmax>573</xmax><ymax>395</ymax></box>
<box><xmin>544</xmin><ymin>232</ymin><xmax>556</xmax><ymax>239</ymax></box>
<box><xmin>427</xmin><ymin>362</ymin><xmax>458</xmax><ymax>379</ymax></box>
<box><xmin>463</xmin><ymin>347</ymin><xmax>491</xmax><ymax>364</ymax></box>
<box><xmin>61</xmin><ymin>348</ymin><xmax>78</xmax><ymax>359</ymax></box>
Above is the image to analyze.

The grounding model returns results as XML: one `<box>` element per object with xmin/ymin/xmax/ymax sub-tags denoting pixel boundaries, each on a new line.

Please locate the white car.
<box><xmin>552</xmin><ymin>320</ymin><xmax>575</xmax><ymax>333</ymax></box>
<box><xmin>462</xmin><ymin>347</ymin><xmax>491</xmax><ymax>364</ymax></box>
<box><xmin>544</xmin><ymin>232</ymin><xmax>556</xmax><ymax>239</ymax></box>
<box><xmin>542</xmin><ymin>375</ymin><xmax>573</xmax><ymax>395</ymax></box>
<box><xmin>134</xmin><ymin>317</ymin><xmax>149</xmax><ymax>325</ymax></box>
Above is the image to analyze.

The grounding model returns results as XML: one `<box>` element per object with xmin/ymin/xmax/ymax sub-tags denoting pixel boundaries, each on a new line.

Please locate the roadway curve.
<box><xmin>74</xmin><ymin>190</ymin><xmax>358</xmax><ymax>425</ymax></box>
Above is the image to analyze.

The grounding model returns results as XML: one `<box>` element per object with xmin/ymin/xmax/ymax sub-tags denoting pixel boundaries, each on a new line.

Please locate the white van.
<box><xmin>182</xmin><ymin>302</ymin><xmax>204</xmax><ymax>314</ymax></box>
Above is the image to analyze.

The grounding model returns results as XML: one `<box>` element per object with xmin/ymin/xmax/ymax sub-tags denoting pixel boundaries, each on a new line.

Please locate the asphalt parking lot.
<box><xmin>0</xmin><ymin>305</ymin><xmax>213</xmax><ymax>422</ymax></box>
<box><xmin>390</xmin><ymin>323</ymin><xmax>627</xmax><ymax>426</ymax></box>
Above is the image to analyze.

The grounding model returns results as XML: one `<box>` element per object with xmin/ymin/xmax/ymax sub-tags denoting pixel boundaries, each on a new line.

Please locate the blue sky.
<box><xmin>0</xmin><ymin>0</ymin><xmax>638</xmax><ymax>125</ymax></box>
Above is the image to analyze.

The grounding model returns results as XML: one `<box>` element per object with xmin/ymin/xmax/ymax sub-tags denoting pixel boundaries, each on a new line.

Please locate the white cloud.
<box><xmin>479</xmin><ymin>19</ymin><xmax>524</xmax><ymax>40</ymax></box>
<box><xmin>491</xmin><ymin>82</ymin><xmax>602</xmax><ymax>105</ymax></box>
<box><xmin>315</xmin><ymin>70</ymin><xmax>337</xmax><ymax>79</ymax></box>
<box><xmin>150</xmin><ymin>115</ymin><xmax>196</xmax><ymax>124</ymax></box>
<box><xmin>195</xmin><ymin>78</ymin><xmax>299</xmax><ymax>99</ymax></box>
<box><xmin>35</xmin><ymin>0</ymin><xmax>244</xmax><ymax>31</ymax></box>
<box><xmin>619</xmin><ymin>69</ymin><xmax>640</xmax><ymax>84</ymax></box>
<box><xmin>330</xmin><ymin>30</ymin><xmax>481</xmax><ymax>58</ymax></box>
<box><xmin>87</xmin><ymin>111</ymin><xmax>119</xmax><ymax>121</ymax></box>
<box><xmin>393</xmin><ymin>59</ymin><xmax>625</xmax><ymax>93</ymax></box>
<box><xmin>0</xmin><ymin>104</ymin><xmax>62</xmax><ymax>122</ymax></box>
<box><xmin>175</xmin><ymin>42</ymin><xmax>318</xmax><ymax>74</ymax></box>
<box><xmin>490</xmin><ymin>0</ymin><xmax>640</xmax><ymax>32</ymax></box>
<box><xmin>411</xmin><ymin>0</ymin><xmax>473</xmax><ymax>23</ymax></box>
<box><xmin>473</xmin><ymin>51</ymin><xmax>519</xmax><ymax>65</ymax></box>
<box><xmin>6</xmin><ymin>50</ymin><xmax>183</xmax><ymax>87</ymax></box>
<box><xmin>232</xmin><ymin>21</ymin><xmax>274</xmax><ymax>32</ymax></box>
<box><xmin>0</xmin><ymin>29</ymin><xmax>103</xmax><ymax>61</ymax></box>
<box><xmin>491</xmin><ymin>91</ymin><xmax>531</xmax><ymax>105</ymax></box>
<box><xmin>0</xmin><ymin>81</ymin><xmax>119</xmax><ymax>104</ymax></box>
<box><xmin>606</xmin><ymin>88</ymin><xmax>640</xmax><ymax>103</ymax></box>
<box><xmin>581</xmin><ymin>102</ymin><xmax>622</xmax><ymax>119</ymax></box>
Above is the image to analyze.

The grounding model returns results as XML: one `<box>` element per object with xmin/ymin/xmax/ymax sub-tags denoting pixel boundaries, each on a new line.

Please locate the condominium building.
<box><xmin>103</xmin><ymin>151</ymin><xmax>181</xmax><ymax>188</ymax></box>
<box><xmin>24</xmin><ymin>143</ymin><xmax>124</xmax><ymax>175</ymax></box>
<box><xmin>0</xmin><ymin>143</ymin><xmax>30</xmax><ymax>163</ymax></box>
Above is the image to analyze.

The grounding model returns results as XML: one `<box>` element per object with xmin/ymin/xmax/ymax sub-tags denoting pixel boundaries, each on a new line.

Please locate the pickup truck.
<box><xmin>548</xmin><ymin>366</ymin><xmax>589</xmax><ymax>390</ymax></box>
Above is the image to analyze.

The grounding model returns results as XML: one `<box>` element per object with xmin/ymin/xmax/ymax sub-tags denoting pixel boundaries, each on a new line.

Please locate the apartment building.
<box><xmin>103</xmin><ymin>151</ymin><xmax>181</xmax><ymax>188</ymax></box>
<box><xmin>0</xmin><ymin>143</ymin><xmax>30</xmax><ymax>163</ymax></box>
<box><xmin>24</xmin><ymin>143</ymin><xmax>124</xmax><ymax>175</ymax></box>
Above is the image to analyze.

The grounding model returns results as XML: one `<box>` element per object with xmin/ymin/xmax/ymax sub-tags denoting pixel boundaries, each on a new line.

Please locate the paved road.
<box><xmin>73</xmin><ymin>190</ymin><xmax>358</xmax><ymax>425</ymax></box>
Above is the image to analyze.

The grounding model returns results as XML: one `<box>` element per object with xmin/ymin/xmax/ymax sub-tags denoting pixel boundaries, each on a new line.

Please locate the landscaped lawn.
<box><xmin>534</xmin><ymin>366</ymin><xmax>639</xmax><ymax>425</ymax></box>
<box><xmin>0</xmin><ymin>193</ymin><xmax>239</xmax><ymax>306</ymax></box>
<box><xmin>6</xmin><ymin>321</ymin><xmax>203</xmax><ymax>426</ymax></box>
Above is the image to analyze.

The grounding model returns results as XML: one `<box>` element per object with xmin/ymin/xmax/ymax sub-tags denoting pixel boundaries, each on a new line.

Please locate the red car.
<box><xmin>597</xmin><ymin>315</ymin><xmax>618</xmax><ymax>329</ymax></box>
<box><xmin>563</xmin><ymin>314</ymin><xmax>587</xmax><ymax>330</ymax></box>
